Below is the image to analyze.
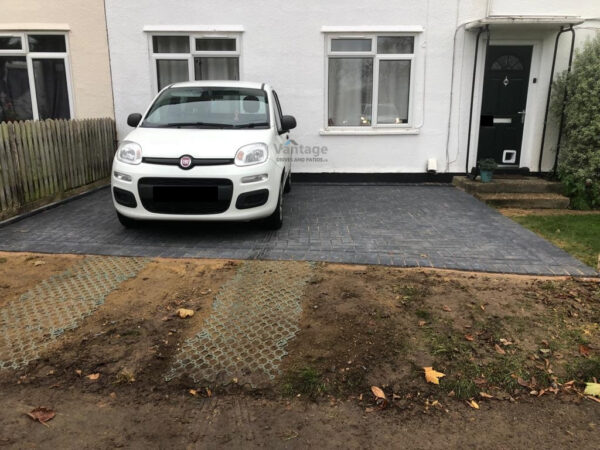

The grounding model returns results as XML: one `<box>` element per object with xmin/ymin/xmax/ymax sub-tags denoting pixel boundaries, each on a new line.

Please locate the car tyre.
<box><xmin>263</xmin><ymin>182</ymin><xmax>283</xmax><ymax>230</ymax></box>
<box><xmin>283</xmin><ymin>172</ymin><xmax>292</xmax><ymax>194</ymax></box>
<box><xmin>116</xmin><ymin>211</ymin><xmax>140</xmax><ymax>228</ymax></box>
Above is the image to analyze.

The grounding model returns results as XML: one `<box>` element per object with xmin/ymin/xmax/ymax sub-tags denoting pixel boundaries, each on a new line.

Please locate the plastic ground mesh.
<box><xmin>166</xmin><ymin>260</ymin><xmax>313</xmax><ymax>386</ymax></box>
<box><xmin>0</xmin><ymin>256</ymin><xmax>148</xmax><ymax>370</ymax></box>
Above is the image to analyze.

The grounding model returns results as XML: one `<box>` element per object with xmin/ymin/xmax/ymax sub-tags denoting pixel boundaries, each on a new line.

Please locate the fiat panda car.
<box><xmin>111</xmin><ymin>81</ymin><xmax>295</xmax><ymax>229</ymax></box>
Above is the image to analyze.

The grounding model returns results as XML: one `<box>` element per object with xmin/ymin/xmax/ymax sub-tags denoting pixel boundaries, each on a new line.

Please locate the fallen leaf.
<box><xmin>87</xmin><ymin>373</ymin><xmax>100</xmax><ymax>380</ymax></box>
<box><xmin>579</xmin><ymin>344</ymin><xmax>591</xmax><ymax>357</ymax></box>
<box><xmin>177</xmin><ymin>308</ymin><xmax>194</xmax><ymax>319</ymax></box>
<box><xmin>442</xmin><ymin>305</ymin><xmax>452</xmax><ymax>312</ymax></box>
<box><xmin>584</xmin><ymin>382</ymin><xmax>600</xmax><ymax>397</ymax></box>
<box><xmin>26</xmin><ymin>407</ymin><xmax>55</xmax><ymax>426</ymax></box>
<box><xmin>206</xmin><ymin>388</ymin><xmax>212</xmax><ymax>397</ymax></box>
<box><xmin>33</xmin><ymin>260</ymin><xmax>46</xmax><ymax>266</ymax></box>
<box><xmin>467</xmin><ymin>400</ymin><xmax>479</xmax><ymax>409</ymax></box>
<box><xmin>371</xmin><ymin>386</ymin><xmax>386</xmax><ymax>400</ymax></box>
<box><xmin>189</xmin><ymin>389</ymin><xmax>198</xmax><ymax>396</ymax></box>
<box><xmin>479</xmin><ymin>392</ymin><xmax>493</xmax><ymax>399</ymax></box>
<box><xmin>109</xmin><ymin>392</ymin><xmax>117</xmax><ymax>399</ymax></box>
<box><xmin>465</xmin><ymin>334</ymin><xmax>474</xmax><ymax>341</ymax></box>
<box><xmin>424</xmin><ymin>367</ymin><xmax>445</xmax><ymax>385</ymax></box>
<box><xmin>418</xmin><ymin>320</ymin><xmax>427</xmax><ymax>327</ymax></box>
<box><xmin>75</xmin><ymin>369</ymin><xmax>82</xmax><ymax>376</ymax></box>
<box><xmin>480</xmin><ymin>304</ymin><xmax>486</xmax><ymax>311</ymax></box>
<box><xmin>494</xmin><ymin>344</ymin><xmax>506</xmax><ymax>355</ymax></box>
<box><xmin>115</xmin><ymin>368</ymin><xmax>135</xmax><ymax>383</ymax></box>
<box><xmin>517</xmin><ymin>377</ymin><xmax>530</xmax><ymax>388</ymax></box>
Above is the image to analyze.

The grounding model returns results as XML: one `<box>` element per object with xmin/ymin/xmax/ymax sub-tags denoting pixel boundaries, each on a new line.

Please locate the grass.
<box><xmin>281</xmin><ymin>366</ymin><xmax>325</xmax><ymax>399</ymax></box>
<box><xmin>566</xmin><ymin>357</ymin><xmax>600</xmax><ymax>382</ymax></box>
<box><xmin>510</xmin><ymin>214</ymin><xmax>600</xmax><ymax>268</ymax></box>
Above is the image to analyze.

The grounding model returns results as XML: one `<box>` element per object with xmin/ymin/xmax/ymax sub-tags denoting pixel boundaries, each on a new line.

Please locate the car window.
<box><xmin>272</xmin><ymin>90</ymin><xmax>284</xmax><ymax>133</ymax></box>
<box><xmin>142</xmin><ymin>87</ymin><xmax>270</xmax><ymax>129</ymax></box>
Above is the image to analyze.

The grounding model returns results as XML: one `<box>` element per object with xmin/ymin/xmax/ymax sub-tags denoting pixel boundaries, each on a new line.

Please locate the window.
<box><xmin>0</xmin><ymin>32</ymin><xmax>71</xmax><ymax>122</ymax></box>
<box><xmin>490</xmin><ymin>55</ymin><xmax>524</xmax><ymax>71</ymax></box>
<box><xmin>326</xmin><ymin>34</ymin><xmax>415</xmax><ymax>129</ymax></box>
<box><xmin>150</xmin><ymin>34</ymin><xmax>240</xmax><ymax>91</ymax></box>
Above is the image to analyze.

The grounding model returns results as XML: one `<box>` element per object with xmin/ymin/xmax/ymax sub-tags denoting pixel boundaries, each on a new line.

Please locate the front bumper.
<box><xmin>111</xmin><ymin>158</ymin><xmax>282</xmax><ymax>221</ymax></box>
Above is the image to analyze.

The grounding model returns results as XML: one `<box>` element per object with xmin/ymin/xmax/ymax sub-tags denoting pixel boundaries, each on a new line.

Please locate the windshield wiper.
<box><xmin>231</xmin><ymin>122</ymin><xmax>270</xmax><ymax>129</ymax></box>
<box><xmin>161</xmin><ymin>122</ymin><xmax>235</xmax><ymax>129</ymax></box>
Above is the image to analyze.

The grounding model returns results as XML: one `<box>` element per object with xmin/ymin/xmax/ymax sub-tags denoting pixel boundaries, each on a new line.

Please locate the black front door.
<box><xmin>477</xmin><ymin>45</ymin><xmax>533</xmax><ymax>166</ymax></box>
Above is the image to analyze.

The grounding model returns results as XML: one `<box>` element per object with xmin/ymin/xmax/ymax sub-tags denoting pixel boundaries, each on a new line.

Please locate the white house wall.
<box><xmin>105</xmin><ymin>0</ymin><xmax>599</xmax><ymax>174</ymax></box>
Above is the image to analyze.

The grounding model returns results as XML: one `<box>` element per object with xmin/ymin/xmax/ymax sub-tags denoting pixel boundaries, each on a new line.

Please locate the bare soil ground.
<box><xmin>1</xmin><ymin>253</ymin><xmax>599</xmax><ymax>449</ymax></box>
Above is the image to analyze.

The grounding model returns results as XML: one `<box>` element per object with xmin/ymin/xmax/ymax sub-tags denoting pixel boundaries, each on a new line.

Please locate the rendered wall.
<box><xmin>105</xmin><ymin>0</ymin><xmax>599</xmax><ymax>173</ymax></box>
<box><xmin>1</xmin><ymin>0</ymin><xmax>114</xmax><ymax>119</ymax></box>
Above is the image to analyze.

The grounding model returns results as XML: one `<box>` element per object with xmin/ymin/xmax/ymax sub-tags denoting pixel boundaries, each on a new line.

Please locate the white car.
<box><xmin>111</xmin><ymin>81</ymin><xmax>295</xmax><ymax>229</ymax></box>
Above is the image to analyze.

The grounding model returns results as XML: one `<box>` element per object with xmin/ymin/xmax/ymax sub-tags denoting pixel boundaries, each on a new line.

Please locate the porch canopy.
<box><xmin>463</xmin><ymin>15</ymin><xmax>585</xmax><ymax>174</ymax></box>
<box><xmin>465</xmin><ymin>15</ymin><xmax>584</xmax><ymax>30</ymax></box>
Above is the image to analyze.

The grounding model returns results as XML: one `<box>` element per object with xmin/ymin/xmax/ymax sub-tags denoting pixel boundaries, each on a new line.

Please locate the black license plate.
<box><xmin>153</xmin><ymin>186</ymin><xmax>218</xmax><ymax>202</ymax></box>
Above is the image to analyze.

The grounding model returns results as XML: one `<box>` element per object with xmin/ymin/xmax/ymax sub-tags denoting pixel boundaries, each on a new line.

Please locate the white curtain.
<box><xmin>328</xmin><ymin>58</ymin><xmax>373</xmax><ymax>126</ymax></box>
<box><xmin>156</xmin><ymin>60</ymin><xmax>189</xmax><ymax>90</ymax></box>
<box><xmin>194</xmin><ymin>58</ymin><xmax>239</xmax><ymax>81</ymax></box>
<box><xmin>377</xmin><ymin>60</ymin><xmax>410</xmax><ymax>124</ymax></box>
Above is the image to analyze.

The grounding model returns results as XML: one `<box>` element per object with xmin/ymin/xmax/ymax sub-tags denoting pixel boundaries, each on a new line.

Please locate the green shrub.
<box><xmin>551</xmin><ymin>35</ymin><xmax>600</xmax><ymax>209</ymax></box>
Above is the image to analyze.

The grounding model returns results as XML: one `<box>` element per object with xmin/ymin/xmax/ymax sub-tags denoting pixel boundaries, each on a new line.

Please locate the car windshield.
<box><xmin>141</xmin><ymin>87</ymin><xmax>270</xmax><ymax>129</ymax></box>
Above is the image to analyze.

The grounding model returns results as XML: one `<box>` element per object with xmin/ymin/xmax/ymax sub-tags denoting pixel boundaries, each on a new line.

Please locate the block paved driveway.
<box><xmin>0</xmin><ymin>184</ymin><xmax>595</xmax><ymax>276</ymax></box>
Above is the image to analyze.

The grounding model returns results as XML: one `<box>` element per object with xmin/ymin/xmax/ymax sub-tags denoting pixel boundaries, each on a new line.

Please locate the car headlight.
<box><xmin>235</xmin><ymin>143</ymin><xmax>268</xmax><ymax>166</ymax></box>
<box><xmin>116</xmin><ymin>141</ymin><xmax>142</xmax><ymax>165</ymax></box>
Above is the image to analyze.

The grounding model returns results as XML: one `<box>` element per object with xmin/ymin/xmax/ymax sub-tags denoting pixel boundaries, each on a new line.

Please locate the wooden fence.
<box><xmin>0</xmin><ymin>118</ymin><xmax>117</xmax><ymax>220</ymax></box>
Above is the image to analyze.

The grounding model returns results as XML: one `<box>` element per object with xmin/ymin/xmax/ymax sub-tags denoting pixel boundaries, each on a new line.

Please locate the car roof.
<box><xmin>168</xmin><ymin>80</ymin><xmax>268</xmax><ymax>90</ymax></box>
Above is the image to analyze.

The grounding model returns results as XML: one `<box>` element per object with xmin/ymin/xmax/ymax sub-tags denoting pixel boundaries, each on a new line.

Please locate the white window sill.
<box><xmin>143</xmin><ymin>25</ymin><xmax>244</xmax><ymax>33</ymax></box>
<box><xmin>319</xmin><ymin>128</ymin><xmax>420</xmax><ymax>136</ymax></box>
<box><xmin>321</xmin><ymin>25</ymin><xmax>424</xmax><ymax>33</ymax></box>
<box><xmin>0</xmin><ymin>23</ymin><xmax>70</xmax><ymax>31</ymax></box>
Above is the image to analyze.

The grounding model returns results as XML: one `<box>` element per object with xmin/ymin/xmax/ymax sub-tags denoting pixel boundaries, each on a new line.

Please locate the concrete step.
<box><xmin>474</xmin><ymin>193</ymin><xmax>570</xmax><ymax>209</ymax></box>
<box><xmin>453</xmin><ymin>176</ymin><xmax>564</xmax><ymax>194</ymax></box>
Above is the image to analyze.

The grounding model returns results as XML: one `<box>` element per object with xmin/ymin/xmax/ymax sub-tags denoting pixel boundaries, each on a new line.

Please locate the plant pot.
<box><xmin>480</xmin><ymin>170</ymin><xmax>493</xmax><ymax>183</ymax></box>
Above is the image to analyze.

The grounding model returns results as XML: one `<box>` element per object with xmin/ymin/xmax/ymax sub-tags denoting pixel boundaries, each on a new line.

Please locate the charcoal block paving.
<box><xmin>0</xmin><ymin>184</ymin><xmax>595</xmax><ymax>276</ymax></box>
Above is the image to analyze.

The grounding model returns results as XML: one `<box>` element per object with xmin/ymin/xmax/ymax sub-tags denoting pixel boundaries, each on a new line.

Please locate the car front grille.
<box><xmin>138</xmin><ymin>178</ymin><xmax>233</xmax><ymax>214</ymax></box>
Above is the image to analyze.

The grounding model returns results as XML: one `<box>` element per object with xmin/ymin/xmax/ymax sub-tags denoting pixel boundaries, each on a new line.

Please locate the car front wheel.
<box><xmin>283</xmin><ymin>172</ymin><xmax>292</xmax><ymax>194</ymax></box>
<box><xmin>116</xmin><ymin>211</ymin><xmax>140</xmax><ymax>228</ymax></box>
<box><xmin>263</xmin><ymin>182</ymin><xmax>283</xmax><ymax>230</ymax></box>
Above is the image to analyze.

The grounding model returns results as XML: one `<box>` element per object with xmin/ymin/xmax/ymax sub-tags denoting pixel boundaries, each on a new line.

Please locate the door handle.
<box><xmin>517</xmin><ymin>110</ymin><xmax>526</xmax><ymax>124</ymax></box>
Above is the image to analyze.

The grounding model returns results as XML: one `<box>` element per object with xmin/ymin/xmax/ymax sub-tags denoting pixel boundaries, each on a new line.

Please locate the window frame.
<box><xmin>149</xmin><ymin>32</ymin><xmax>242</xmax><ymax>93</ymax></box>
<box><xmin>324</xmin><ymin>33</ymin><xmax>417</xmax><ymax>132</ymax></box>
<box><xmin>0</xmin><ymin>31</ymin><xmax>74</xmax><ymax>121</ymax></box>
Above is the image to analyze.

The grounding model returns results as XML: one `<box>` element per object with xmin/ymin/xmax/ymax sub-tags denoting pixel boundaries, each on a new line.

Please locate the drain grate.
<box><xmin>166</xmin><ymin>260</ymin><xmax>313</xmax><ymax>386</ymax></box>
<box><xmin>0</xmin><ymin>256</ymin><xmax>148</xmax><ymax>371</ymax></box>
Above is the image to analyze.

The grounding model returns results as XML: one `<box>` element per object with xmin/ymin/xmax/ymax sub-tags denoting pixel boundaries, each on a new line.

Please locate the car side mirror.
<box><xmin>280</xmin><ymin>115</ymin><xmax>296</xmax><ymax>133</ymax></box>
<box><xmin>127</xmin><ymin>113</ymin><xmax>142</xmax><ymax>127</ymax></box>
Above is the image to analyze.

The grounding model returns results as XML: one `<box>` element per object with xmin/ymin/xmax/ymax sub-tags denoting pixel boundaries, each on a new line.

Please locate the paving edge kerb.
<box><xmin>0</xmin><ymin>184</ymin><xmax>110</xmax><ymax>228</ymax></box>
